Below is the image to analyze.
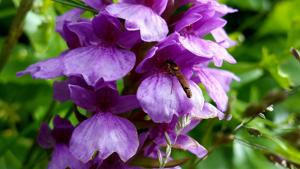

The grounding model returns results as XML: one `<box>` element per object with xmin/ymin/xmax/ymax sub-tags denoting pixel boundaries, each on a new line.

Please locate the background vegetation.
<box><xmin>0</xmin><ymin>0</ymin><xmax>300</xmax><ymax>168</ymax></box>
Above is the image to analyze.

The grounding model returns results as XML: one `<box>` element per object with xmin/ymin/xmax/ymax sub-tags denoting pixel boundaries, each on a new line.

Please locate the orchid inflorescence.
<box><xmin>18</xmin><ymin>0</ymin><xmax>239</xmax><ymax>168</ymax></box>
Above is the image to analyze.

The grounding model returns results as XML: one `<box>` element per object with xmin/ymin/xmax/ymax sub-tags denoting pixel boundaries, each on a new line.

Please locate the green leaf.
<box><xmin>259</xmin><ymin>0</ymin><xmax>300</xmax><ymax>36</ymax></box>
<box><xmin>288</xmin><ymin>18</ymin><xmax>300</xmax><ymax>49</ymax></box>
<box><xmin>260</xmin><ymin>48</ymin><xmax>293</xmax><ymax>89</ymax></box>
<box><xmin>225</xmin><ymin>0</ymin><xmax>271</xmax><ymax>11</ymax></box>
<box><xmin>235</xmin><ymin>128</ymin><xmax>300</xmax><ymax>165</ymax></box>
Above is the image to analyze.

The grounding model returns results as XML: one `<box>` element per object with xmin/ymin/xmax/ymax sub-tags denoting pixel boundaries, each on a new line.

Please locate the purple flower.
<box><xmin>143</xmin><ymin>117</ymin><xmax>208</xmax><ymax>160</ymax></box>
<box><xmin>37</xmin><ymin>116</ymin><xmax>88</xmax><ymax>169</ymax></box>
<box><xmin>54</xmin><ymin>78</ymin><xmax>140</xmax><ymax>163</ymax></box>
<box><xmin>17</xmin><ymin>12</ymin><xmax>137</xmax><ymax>86</ymax></box>
<box><xmin>98</xmin><ymin>154</ymin><xmax>141</xmax><ymax>169</ymax></box>
<box><xmin>192</xmin><ymin>66</ymin><xmax>240</xmax><ymax>112</ymax></box>
<box><xmin>70</xmin><ymin>113</ymin><xmax>139</xmax><ymax>163</ymax></box>
<box><xmin>18</xmin><ymin>0</ymin><xmax>239</xmax><ymax>167</ymax></box>
<box><xmin>106</xmin><ymin>0</ymin><xmax>169</xmax><ymax>42</ymax></box>
<box><xmin>174</xmin><ymin>2</ymin><xmax>236</xmax><ymax>66</ymax></box>
<box><xmin>136</xmin><ymin>34</ymin><xmax>206</xmax><ymax>123</ymax></box>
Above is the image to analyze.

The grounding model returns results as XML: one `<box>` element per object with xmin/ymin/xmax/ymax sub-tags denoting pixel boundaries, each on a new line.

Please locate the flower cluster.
<box><xmin>18</xmin><ymin>0</ymin><xmax>239</xmax><ymax>168</ymax></box>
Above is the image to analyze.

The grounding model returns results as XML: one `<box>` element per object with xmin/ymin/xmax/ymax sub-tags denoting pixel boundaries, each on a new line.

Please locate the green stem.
<box><xmin>0</xmin><ymin>0</ymin><xmax>34</xmax><ymax>72</ymax></box>
<box><xmin>22</xmin><ymin>100</ymin><xmax>56</xmax><ymax>168</ymax></box>
<box><xmin>53</xmin><ymin>0</ymin><xmax>97</xmax><ymax>13</ymax></box>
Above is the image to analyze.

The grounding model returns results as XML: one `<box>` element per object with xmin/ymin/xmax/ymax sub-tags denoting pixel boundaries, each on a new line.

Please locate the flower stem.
<box><xmin>0</xmin><ymin>0</ymin><xmax>34</xmax><ymax>73</ymax></box>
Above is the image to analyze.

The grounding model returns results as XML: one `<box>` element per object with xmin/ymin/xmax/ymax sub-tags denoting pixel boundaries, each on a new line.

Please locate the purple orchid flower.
<box><xmin>143</xmin><ymin>117</ymin><xmax>207</xmax><ymax>161</ymax></box>
<box><xmin>37</xmin><ymin>116</ymin><xmax>88</xmax><ymax>169</ymax></box>
<box><xmin>18</xmin><ymin>0</ymin><xmax>239</xmax><ymax>167</ymax></box>
<box><xmin>53</xmin><ymin>77</ymin><xmax>140</xmax><ymax>163</ymax></box>
<box><xmin>174</xmin><ymin>1</ymin><xmax>237</xmax><ymax>66</ymax></box>
<box><xmin>17</xmin><ymin>11</ymin><xmax>137</xmax><ymax>86</ymax></box>
<box><xmin>106</xmin><ymin>0</ymin><xmax>169</xmax><ymax>42</ymax></box>
<box><xmin>136</xmin><ymin>33</ymin><xmax>207</xmax><ymax>123</ymax></box>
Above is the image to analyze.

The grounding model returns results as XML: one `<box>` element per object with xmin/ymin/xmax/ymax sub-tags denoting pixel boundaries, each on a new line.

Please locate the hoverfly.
<box><xmin>165</xmin><ymin>60</ymin><xmax>192</xmax><ymax>98</ymax></box>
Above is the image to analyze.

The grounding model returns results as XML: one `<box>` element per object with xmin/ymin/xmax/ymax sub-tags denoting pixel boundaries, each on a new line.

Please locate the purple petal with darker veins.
<box><xmin>48</xmin><ymin>144</ymin><xmax>88</xmax><ymax>169</ymax></box>
<box><xmin>117</xmin><ymin>30</ymin><xmax>141</xmax><ymax>49</ymax></box>
<box><xmin>204</xmin><ymin>68</ymin><xmax>240</xmax><ymax>91</ymax></box>
<box><xmin>69</xmin><ymin>84</ymin><xmax>99</xmax><ymax>112</ymax></box>
<box><xmin>174</xmin><ymin>135</ymin><xmax>207</xmax><ymax>159</ymax></box>
<box><xmin>179</xmin><ymin>35</ymin><xmax>235</xmax><ymax>66</ymax></box>
<box><xmin>211</xmin><ymin>28</ymin><xmax>236</xmax><ymax>48</ymax></box>
<box><xmin>192</xmin><ymin>102</ymin><xmax>225</xmax><ymax>120</ymax></box>
<box><xmin>37</xmin><ymin>123</ymin><xmax>55</xmax><ymax>149</ymax></box>
<box><xmin>192</xmin><ymin>17</ymin><xmax>226</xmax><ymax>37</ymax></box>
<box><xmin>148</xmin><ymin>0</ymin><xmax>168</xmax><ymax>15</ymax></box>
<box><xmin>106</xmin><ymin>3</ymin><xmax>168</xmax><ymax>42</ymax></box>
<box><xmin>137</xmin><ymin>73</ymin><xmax>203</xmax><ymax>123</ymax></box>
<box><xmin>69</xmin><ymin>113</ymin><xmax>139</xmax><ymax>163</ymax></box>
<box><xmin>69</xmin><ymin>84</ymin><xmax>120</xmax><ymax>112</ymax></box>
<box><xmin>194</xmin><ymin>67</ymin><xmax>228</xmax><ymax>111</ymax></box>
<box><xmin>67</xmin><ymin>22</ymin><xmax>99</xmax><ymax>46</ymax></box>
<box><xmin>56</xmin><ymin>9</ymin><xmax>83</xmax><ymax>36</ymax></box>
<box><xmin>63</xmin><ymin>45</ymin><xmax>135</xmax><ymax>86</ymax></box>
<box><xmin>179</xmin><ymin>35</ymin><xmax>213</xmax><ymax>58</ymax></box>
<box><xmin>92</xmin><ymin>14</ymin><xmax>122</xmax><ymax>43</ymax></box>
<box><xmin>189</xmin><ymin>80</ymin><xmax>205</xmax><ymax>113</ymax></box>
<box><xmin>174</xmin><ymin>4</ymin><xmax>213</xmax><ymax>32</ymax></box>
<box><xmin>111</xmin><ymin>95</ymin><xmax>140</xmax><ymax>114</ymax></box>
<box><xmin>17</xmin><ymin>52</ymin><xmax>66</xmax><ymax>79</ymax></box>
<box><xmin>175</xmin><ymin>12</ymin><xmax>203</xmax><ymax>32</ymax></box>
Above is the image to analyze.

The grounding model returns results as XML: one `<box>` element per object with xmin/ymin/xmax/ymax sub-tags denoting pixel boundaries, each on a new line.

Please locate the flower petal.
<box><xmin>106</xmin><ymin>3</ymin><xmax>168</xmax><ymax>42</ymax></box>
<box><xmin>204</xmin><ymin>68</ymin><xmax>240</xmax><ymax>92</ymax></box>
<box><xmin>194</xmin><ymin>67</ymin><xmax>228</xmax><ymax>111</ymax></box>
<box><xmin>137</xmin><ymin>73</ymin><xmax>195</xmax><ymax>123</ymax></box>
<box><xmin>211</xmin><ymin>28</ymin><xmax>236</xmax><ymax>48</ymax></box>
<box><xmin>192</xmin><ymin>17</ymin><xmax>226</xmax><ymax>37</ymax></box>
<box><xmin>174</xmin><ymin>135</ymin><xmax>207</xmax><ymax>159</ymax></box>
<box><xmin>148</xmin><ymin>0</ymin><xmax>168</xmax><ymax>15</ymax></box>
<box><xmin>56</xmin><ymin>9</ymin><xmax>83</xmax><ymax>37</ymax></box>
<box><xmin>111</xmin><ymin>95</ymin><xmax>140</xmax><ymax>114</ymax></box>
<box><xmin>179</xmin><ymin>35</ymin><xmax>213</xmax><ymax>59</ymax></box>
<box><xmin>63</xmin><ymin>45</ymin><xmax>135</xmax><ymax>86</ymax></box>
<box><xmin>92</xmin><ymin>14</ymin><xmax>122</xmax><ymax>42</ymax></box>
<box><xmin>175</xmin><ymin>3</ymin><xmax>213</xmax><ymax>32</ymax></box>
<box><xmin>192</xmin><ymin>102</ymin><xmax>225</xmax><ymax>120</ymax></box>
<box><xmin>179</xmin><ymin>35</ymin><xmax>236</xmax><ymax>66</ymax></box>
<box><xmin>189</xmin><ymin>81</ymin><xmax>205</xmax><ymax>114</ymax></box>
<box><xmin>16</xmin><ymin>52</ymin><xmax>66</xmax><ymax>79</ymax></box>
<box><xmin>67</xmin><ymin>21</ymin><xmax>99</xmax><ymax>46</ymax></box>
<box><xmin>68</xmin><ymin>84</ymin><xmax>99</xmax><ymax>112</ymax></box>
<box><xmin>48</xmin><ymin>144</ymin><xmax>88</xmax><ymax>169</ymax></box>
<box><xmin>70</xmin><ymin>113</ymin><xmax>139</xmax><ymax>162</ymax></box>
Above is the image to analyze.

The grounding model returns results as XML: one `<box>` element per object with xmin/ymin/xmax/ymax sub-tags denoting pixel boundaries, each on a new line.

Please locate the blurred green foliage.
<box><xmin>0</xmin><ymin>0</ymin><xmax>300</xmax><ymax>169</ymax></box>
